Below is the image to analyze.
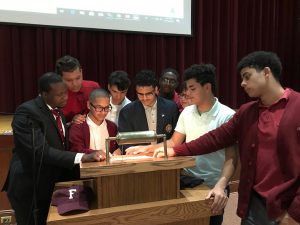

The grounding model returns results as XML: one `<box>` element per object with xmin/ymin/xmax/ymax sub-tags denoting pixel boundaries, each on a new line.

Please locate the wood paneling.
<box><xmin>0</xmin><ymin>115</ymin><xmax>13</xmax><ymax>211</ymax></box>
<box><xmin>47</xmin><ymin>187</ymin><xmax>213</xmax><ymax>225</ymax></box>
<box><xmin>48</xmin><ymin>157</ymin><xmax>214</xmax><ymax>225</ymax></box>
<box><xmin>80</xmin><ymin>156</ymin><xmax>196</xmax><ymax>178</ymax></box>
<box><xmin>97</xmin><ymin>170</ymin><xmax>180</xmax><ymax>208</ymax></box>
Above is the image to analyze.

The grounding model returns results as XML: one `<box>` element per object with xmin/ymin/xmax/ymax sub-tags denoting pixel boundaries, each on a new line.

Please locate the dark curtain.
<box><xmin>0</xmin><ymin>0</ymin><xmax>299</xmax><ymax>112</ymax></box>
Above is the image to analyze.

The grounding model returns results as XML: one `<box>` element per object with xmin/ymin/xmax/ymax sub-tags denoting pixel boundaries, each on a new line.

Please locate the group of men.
<box><xmin>2</xmin><ymin>51</ymin><xmax>299</xmax><ymax>225</ymax></box>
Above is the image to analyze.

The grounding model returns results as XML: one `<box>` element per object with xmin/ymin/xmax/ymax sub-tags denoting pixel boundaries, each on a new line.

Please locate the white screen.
<box><xmin>0</xmin><ymin>0</ymin><xmax>192</xmax><ymax>35</ymax></box>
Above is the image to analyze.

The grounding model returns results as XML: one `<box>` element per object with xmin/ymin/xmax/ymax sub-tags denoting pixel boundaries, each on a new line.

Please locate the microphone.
<box><xmin>1</xmin><ymin>111</ymin><xmax>47</xmax><ymax>225</ymax></box>
<box><xmin>0</xmin><ymin>111</ymin><xmax>30</xmax><ymax>116</ymax></box>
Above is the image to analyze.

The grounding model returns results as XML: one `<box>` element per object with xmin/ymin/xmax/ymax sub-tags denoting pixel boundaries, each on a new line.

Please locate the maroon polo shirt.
<box><xmin>254</xmin><ymin>89</ymin><xmax>290</xmax><ymax>198</ymax></box>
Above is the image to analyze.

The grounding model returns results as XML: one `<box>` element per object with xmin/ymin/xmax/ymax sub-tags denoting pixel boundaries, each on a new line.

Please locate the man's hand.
<box><xmin>81</xmin><ymin>150</ymin><xmax>106</xmax><ymax>162</ymax></box>
<box><xmin>277</xmin><ymin>212</ymin><xmax>299</xmax><ymax>225</ymax></box>
<box><xmin>205</xmin><ymin>187</ymin><xmax>228</xmax><ymax>214</ymax></box>
<box><xmin>153</xmin><ymin>147</ymin><xmax>176</xmax><ymax>158</ymax></box>
<box><xmin>72</xmin><ymin>114</ymin><xmax>86</xmax><ymax>124</ymax></box>
<box><xmin>113</xmin><ymin>149</ymin><xmax>122</xmax><ymax>155</ymax></box>
<box><xmin>125</xmin><ymin>145</ymin><xmax>153</xmax><ymax>155</ymax></box>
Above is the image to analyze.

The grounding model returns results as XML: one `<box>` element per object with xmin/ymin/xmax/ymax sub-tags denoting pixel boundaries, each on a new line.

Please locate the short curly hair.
<box><xmin>134</xmin><ymin>69</ymin><xmax>158</xmax><ymax>87</ymax></box>
<box><xmin>55</xmin><ymin>55</ymin><xmax>81</xmax><ymax>76</ymax></box>
<box><xmin>237</xmin><ymin>51</ymin><xmax>282</xmax><ymax>81</ymax></box>
<box><xmin>184</xmin><ymin>64</ymin><xmax>217</xmax><ymax>95</ymax></box>
<box><xmin>108</xmin><ymin>70</ymin><xmax>131</xmax><ymax>91</ymax></box>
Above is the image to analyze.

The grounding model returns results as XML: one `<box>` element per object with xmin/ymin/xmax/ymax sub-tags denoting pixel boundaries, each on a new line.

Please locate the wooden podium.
<box><xmin>0</xmin><ymin>115</ymin><xmax>14</xmax><ymax>211</ymax></box>
<box><xmin>47</xmin><ymin>156</ymin><xmax>214</xmax><ymax>225</ymax></box>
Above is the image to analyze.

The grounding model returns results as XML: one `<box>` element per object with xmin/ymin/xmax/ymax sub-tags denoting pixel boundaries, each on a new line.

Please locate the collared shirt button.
<box><xmin>248</xmin><ymin>161</ymin><xmax>252</xmax><ymax>166</ymax></box>
<box><xmin>251</xmin><ymin>143</ymin><xmax>256</xmax><ymax>148</ymax></box>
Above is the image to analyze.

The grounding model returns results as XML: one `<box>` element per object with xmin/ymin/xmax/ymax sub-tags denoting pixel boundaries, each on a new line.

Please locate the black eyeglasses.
<box><xmin>90</xmin><ymin>103</ymin><xmax>112</xmax><ymax>112</ymax></box>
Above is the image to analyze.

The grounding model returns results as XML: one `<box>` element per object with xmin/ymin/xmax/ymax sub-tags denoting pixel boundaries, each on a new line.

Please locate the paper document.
<box><xmin>111</xmin><ymin>155</ymin><xmax>152</xmax><ymax>161</ymax></box>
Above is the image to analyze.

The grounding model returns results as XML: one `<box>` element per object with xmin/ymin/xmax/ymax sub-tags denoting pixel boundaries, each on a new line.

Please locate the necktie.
<box><xmin>51</xmin><ymin>109</ymin><xmax>65</xmax><ymax>144</ymax></box>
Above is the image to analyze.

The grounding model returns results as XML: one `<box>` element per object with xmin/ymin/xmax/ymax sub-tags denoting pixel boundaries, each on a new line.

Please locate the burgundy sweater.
<box><xmin>69</xmin><ymin>119</ymin><xmax>118</xmax><ymax>154</ymax></box>
<box><xmin>174</xmin><ymin>90</ymin><xmax>300</xmax><ymax>222</ymax></box>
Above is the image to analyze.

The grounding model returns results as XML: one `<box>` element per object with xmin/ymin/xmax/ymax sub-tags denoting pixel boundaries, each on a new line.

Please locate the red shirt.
<box><xmin>254</xmin><ymin>89</ymin><xmax>290</xmax><ymax>198</ymax></box>
<box><xmin>173</xmin><ymin>91</ymin><xmax>183</xmax><ymax>112</ymax></box>
<box><xmin>62</xmin><ymin>80</ymin><xmax>100</xmax><ymax>122</ymax></box>
<box><xmin>158</xmin><ymin>91</ymin><xmax>183</xmax><ymax>111</ymax></box>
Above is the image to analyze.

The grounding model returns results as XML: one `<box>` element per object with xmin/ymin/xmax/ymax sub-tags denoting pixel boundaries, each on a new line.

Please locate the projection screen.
<box><xmin>0</xmin><ymin>0</ymin><xmax>192</xmax><ymax>35</ymax></box>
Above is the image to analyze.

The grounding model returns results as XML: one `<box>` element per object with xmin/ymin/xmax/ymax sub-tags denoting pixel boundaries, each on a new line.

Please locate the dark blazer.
<box><xmin>2</xmin><ymin>96</ymin><xmax>78</xmax><ymax>225</ymax></box>
<box><xmin>69</xmin><ymin>119</ymin><xmax>118</xmax><ymax>154</ymax></box>
<box><xmin>118</xmin><ymin>96</ymin><xmax>179</xmax><ymax>141</ymax></box>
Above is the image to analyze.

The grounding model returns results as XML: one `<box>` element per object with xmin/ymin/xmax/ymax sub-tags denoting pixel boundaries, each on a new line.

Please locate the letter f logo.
<box><xmin>68</xmin><ymin>189</ymin><xmax>77</xmax><ymax>199</ymax></box>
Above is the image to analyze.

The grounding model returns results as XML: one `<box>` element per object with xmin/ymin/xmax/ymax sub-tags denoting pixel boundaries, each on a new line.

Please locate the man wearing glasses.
<box><xmin>69</xmin><ymin>88</ymin><xmax>121</xmax><ymax>155</ymax></box>
<box><xmin>118</xmin><ymin>69</ymin><xmax>179</xmax><ymax>148</ymax></box>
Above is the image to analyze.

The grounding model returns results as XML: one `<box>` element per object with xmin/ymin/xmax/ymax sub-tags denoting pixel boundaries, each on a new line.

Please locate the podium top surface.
<box><xmin>80</xmin><ymin>156</ymin><xmax>195</xmax><ymax>178</ymax></box>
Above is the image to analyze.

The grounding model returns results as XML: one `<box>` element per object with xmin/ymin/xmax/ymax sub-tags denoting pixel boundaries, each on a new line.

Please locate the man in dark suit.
<box><xmin>118</xmin><ymin>70</ymin><xmax>179</xmax><ymax>150</ymax></box>
<box><xmin>2</xmin><ymin>72</ymin><xmax>104</xmax><ymax>225</ymax></box>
